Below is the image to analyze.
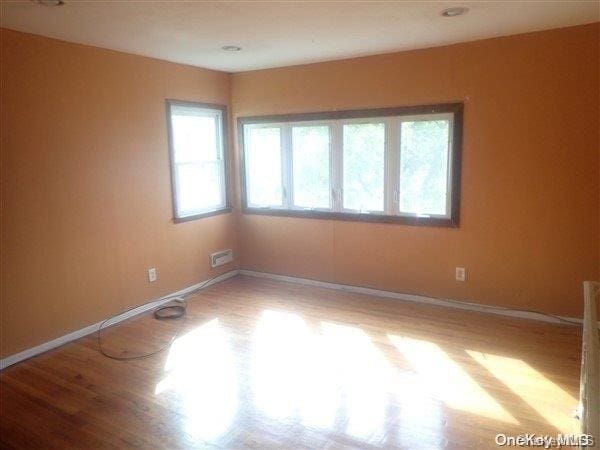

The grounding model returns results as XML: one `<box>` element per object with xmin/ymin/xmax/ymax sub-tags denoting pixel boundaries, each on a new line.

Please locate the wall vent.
<box><xmin>210</xmin><ymin>249</ymin><xmax>234</xmax><ymax>268</ymax></box>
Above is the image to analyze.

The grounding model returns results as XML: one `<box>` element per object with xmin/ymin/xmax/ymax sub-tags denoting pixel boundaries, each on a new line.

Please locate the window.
<box><xmin>166</xmin><ymin>100</ymin><xmax>229</xmax><ymax>221</ymax></box>
<box><xmin>245</xmin><ymin>125</ymin><xmax>283</xmax><ymax>208</ymax></box>
<box><xmin>342</xmin><ymin>122</ymin><xmax>385</xmax><ymax>213</ymax></box>
<box><xmin>399</xmin><ymin>118</ymin><xmax>450</xmax><ymax>216</ymax></box>
<box><xmin>239</xmin><ymin>103</ymin><xmax>462</xmax><ymax>227</ymax></box>
<box><xmin>292</xmin><ymin>125</ymin><xmax>330</xmax><ymax>209</ymax></box>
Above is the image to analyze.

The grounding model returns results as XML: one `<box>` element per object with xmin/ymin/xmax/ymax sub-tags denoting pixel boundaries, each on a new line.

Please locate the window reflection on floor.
<box><xmin>319</xmin><ymin>322</ymin><xmax>390</xmax><ymax>441</ymax></box>
<box><xmin>252</xmin><ymin>310</ymin><xmax>316</xmax><ymax>421</ymax></box>
<box><xmin>152</xmin><ymin>308</ymin><xmax>575</xmax><ymax>447</ymax></box>
<box><xmin>250</xmin><ymin>310</ymin><xmax>395</xmax><ymax>442</ymax></box>
<box><xmin>155</xmin><ymin>319</ymin><xmax>237</xmax><ymax>440</ymax></box>
<box><xmin>395</xmin><ymin>371</ymin><xmax>445</xmax><ymax>449</ymax></box>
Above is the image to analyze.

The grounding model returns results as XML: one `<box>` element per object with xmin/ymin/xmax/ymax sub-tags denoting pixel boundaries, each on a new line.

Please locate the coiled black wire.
<box><xmin>97</xmin><ymin>273</ymin><xmax>591</xmax><ymax>361</ymax></box>
<box><xmin>97</xmin><ymin>275</ymin><xmax>220</xmax><ymax>360</ymax></box>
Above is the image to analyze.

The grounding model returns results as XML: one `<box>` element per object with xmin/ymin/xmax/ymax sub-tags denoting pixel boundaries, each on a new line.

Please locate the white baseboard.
<box><xmin>2</xmin><ymin>267</ymin><xmax>583</xmax><ymax>370</ymax></box>
<box><xmin>239</xmin><ymin>269</ymin><xmax>582</xmax><ymax>326</ymax></box>
<box><xmin>0</xmin><ymin>269</ymin><xmax>240</xmax><ymax>370</ymax></box>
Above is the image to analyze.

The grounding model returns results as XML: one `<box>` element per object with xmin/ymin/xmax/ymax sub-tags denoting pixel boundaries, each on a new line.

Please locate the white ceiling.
<box><xmin>1</xmin><ymin>1</ymin><xmax>598</xmax><ymax>73</ymax></box>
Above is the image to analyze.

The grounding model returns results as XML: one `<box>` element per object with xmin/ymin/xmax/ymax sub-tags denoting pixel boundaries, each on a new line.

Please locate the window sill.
<box><xmin>173</xmin><ymin>207</ymin><xmax>232</xmax><ymax>223</ymax></box>
<box><xmin>242</xmin><ymin>207</ymin><xmax>458</xmax><ymax>227</ymax></box>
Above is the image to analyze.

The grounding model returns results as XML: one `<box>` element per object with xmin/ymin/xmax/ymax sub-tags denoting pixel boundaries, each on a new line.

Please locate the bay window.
<box><xmin>239</xmin><ymin>103</ymin><xmax>462</xmax><ymax>227</ymax></box>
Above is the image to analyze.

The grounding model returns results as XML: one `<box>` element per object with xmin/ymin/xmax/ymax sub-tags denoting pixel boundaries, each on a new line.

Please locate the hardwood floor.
<box><xmin>0</xmin><ymin>275</ymin><xmax>582</xmax><ymax>449</ymax></box>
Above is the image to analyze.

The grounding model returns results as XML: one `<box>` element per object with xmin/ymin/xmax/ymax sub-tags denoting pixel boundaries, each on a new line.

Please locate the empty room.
<box><xmin>1</xmin><ymin>1</ymin><xmax>599</xmax><ymax>449</ymax></box>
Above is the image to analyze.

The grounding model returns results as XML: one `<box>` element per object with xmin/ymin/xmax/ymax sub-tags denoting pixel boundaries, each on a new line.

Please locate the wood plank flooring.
<box><xmin>0</xmin><ymin>275</ymin><xmax>582</xmax><ymax>449</ymax></box>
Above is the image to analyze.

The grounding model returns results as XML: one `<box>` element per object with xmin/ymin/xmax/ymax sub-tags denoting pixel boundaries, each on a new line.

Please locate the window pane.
<box><xmin>246</xmin><ymin>127</ymin><xmax>282</xmax><ymax>207</ymax></box>
<box><xmin>292</xmin><ymin>126</ymin><xmax>330</xmax><ymax>209</ymax></box>
<box><xmin>169</xmin><ymin>104</ymin><xmax>225</xmax><ymax>218</ymax></box>
<box><xmin>400</xmin><ymin>120</ymin><xmax>449</xmax><ymax>216</ymax></box>
<box><xmin>176</xmin><ymin>162</ymin><xmax>222</xmax><ymax>215</ymax></box>
<box><xmin>171</xmin><ymin>110</ymin><xmax>218</xmax><ymax>163</ymax></box>
<box><xmin>342</xmin><ymin>123</ymin><xmax>385</xmax><ymax>212</ymax></box>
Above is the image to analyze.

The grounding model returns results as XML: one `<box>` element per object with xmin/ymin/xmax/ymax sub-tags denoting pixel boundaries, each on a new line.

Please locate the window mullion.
<box><xmin>173</xmin><ymin>160</ymin><xmax>183</xmax><ymax>218</ymax></box>
<box><xmin>384</xmin><ymin>118</ymin><xmax>399</xmax><ymax>215</ymax></box>
<box><xmin>330</xmin><ymin>121</ymin><xmax>343</xmax><ymax>212</ymax></box>
<box><xmin>394</xmin><ymin>117</ymin><xmax>402</xmax><ymax>215</ymax></box>
<box><xmin>215</xmin><ymin>113</ymin><xmax>226</xmax><ymax>209</ymax></box>
<box><xmin>281</xmin><ymin>124</ymin><xmax>293</xmax><ymax>209</ymax></box>
<box><xmin>445</xmin><ymin>116</ymin><xmax>454</xmax><ymax>218</ymax></box>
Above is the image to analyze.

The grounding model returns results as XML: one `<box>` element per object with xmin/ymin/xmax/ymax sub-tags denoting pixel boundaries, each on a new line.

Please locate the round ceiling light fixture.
<box><xmin>440</xmin><ymin>7</ymin><xmax>468</xmax><ymax>17</ymax></box>
<box><xmin>222</xmin><ymin>45</ymin><xmax>242</xmax><ymax>52</ymax></box>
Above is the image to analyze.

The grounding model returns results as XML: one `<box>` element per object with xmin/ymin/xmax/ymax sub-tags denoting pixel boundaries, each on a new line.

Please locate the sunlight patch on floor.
<box><xmin>320</xmin><ymin>321</ymin><xmax>391</xmax><ymax>441</ymax></box>
<box><xmin>388</xmin><ymin>335</ymin><xmax>519</xmax><ymax>425</ymax></box>
<box><xmin>466</xmin><ymin>350</ymin><xmax>578</xmax><ymax>433</ymax></box>
<box><xmin>395</xmin><ymin>371</ymin><xmax>445</xmax><ymax>449</ymax></box>
<box><xmin>252</xmin><ymin>310</ymin><xmax>323</xmax><ymax>421</ymax></box>
<box><xmin>251</xmin><ymin>310</ymin><xmax>394</xmax><ymax>442</ymax></box>
<box><xmin>149</xmin><ymin>310</ymin><xmax>559</xmax><ymax>446</ymax></box>
<box><xmin>155</xmin><ymin>319</ymin><xmax>237</xmax><ymax>440</ymax></box>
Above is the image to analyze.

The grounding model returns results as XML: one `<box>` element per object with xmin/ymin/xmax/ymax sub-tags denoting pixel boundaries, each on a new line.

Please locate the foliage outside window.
<box><xmin>239</xmin><ymin>103</ymin><xmax>462</xmax><ymax>227</ymax></box>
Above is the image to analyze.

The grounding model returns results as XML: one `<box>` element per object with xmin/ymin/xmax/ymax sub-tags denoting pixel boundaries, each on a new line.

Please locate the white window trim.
<box><xmin>243</xmin><ymin>122</ymin><xmax>286</xmax><ymax>209</ymax></box>
<box><xmin>340</xmin><ymin>117</ymin><xmax>387</xmax><ymax>215</ymax></box>
<box><xmin>288</xmin><ymin>120</ymin><xmax>334</xmax><ymax>212</ymax></box>
<box><xmin>239</xmin><ymin>103</ymin><xmax>462</xmax><ymax>227</ymax></box>
<box><xmin>397</xmin><ymin>112</ymin><xmax>454</xmax><ymax>220</ymax></box>
<box><xmin>166</xmin><ymin>100</ymin><xmax>229</xmax><ymax>222</ymax></box>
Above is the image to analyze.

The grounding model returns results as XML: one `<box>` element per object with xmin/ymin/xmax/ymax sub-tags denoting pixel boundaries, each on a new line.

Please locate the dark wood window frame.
<box><xmin>166</xmin><ymin>99</ymin><xmax>232</xmax><ymax>223</ymax></box>
<box><xmin>238</xmin><ymin>102</ymin><xmax>463</xmax><ymax>227</ymax></box>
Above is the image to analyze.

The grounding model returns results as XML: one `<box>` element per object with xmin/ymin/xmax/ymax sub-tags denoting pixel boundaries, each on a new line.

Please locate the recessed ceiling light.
<box><xmin>440</xmin><ymin>7</ymin><xmax>468</xmax><ymax>17</ymax></box>
<box><xmin>222</xmin><ymin>45</ymin><xmax>242</xmax><ymax>52</ymax></box>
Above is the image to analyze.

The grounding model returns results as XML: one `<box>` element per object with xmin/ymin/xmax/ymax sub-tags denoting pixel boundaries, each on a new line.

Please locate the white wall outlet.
<box><xmin>148</xmin><ymin>267</ymin><xmax>157</xmax><ymax>282</ymax></box>
<box><xmin>455</xmin><ymin>267</ymin><xmax>466</xmax><ymax>282</ymax></box>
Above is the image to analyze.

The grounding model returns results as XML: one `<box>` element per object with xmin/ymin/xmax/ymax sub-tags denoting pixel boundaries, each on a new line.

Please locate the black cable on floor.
<box><xmin>97</xmin><ymin>275</ymin><xmax>221</xmax><ymax>361</ymax></box>
<box><xmin>98</xmin><ymin>273</ymin><xmax>591</xmax><ymax>361</ymax></box>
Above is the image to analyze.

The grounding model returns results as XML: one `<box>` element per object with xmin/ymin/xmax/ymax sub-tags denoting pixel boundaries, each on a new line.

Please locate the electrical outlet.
<box><xmin>455</xmin><ymin>267</ymin><xmax>466</xmax><ymax>282</ymax></box>
<box><xmin>148</xmin><ymin>267</ymin><xmax>157</xmax><ymax>282</ymax></box>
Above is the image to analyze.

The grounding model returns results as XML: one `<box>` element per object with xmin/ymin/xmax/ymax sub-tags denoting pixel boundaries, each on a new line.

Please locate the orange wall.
<box><xmin>0</xmin><ymin>29</ymin><xmax>238</xmax><ymax>357</ymax></box>
<box><xmin>231</xmin><ymin>23</ymin><xmax>599</xmax><ymax>317</ymax></box>
<box><xmin>1</xmin><ymin>24</ymin><xmax>598</xmax><ymax>359</ymax></box>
